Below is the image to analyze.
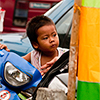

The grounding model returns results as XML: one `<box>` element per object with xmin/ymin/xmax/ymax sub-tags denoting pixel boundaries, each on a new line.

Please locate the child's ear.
<box><xmin>32</xmin><ymin>42</ymin><xmax>39</xmax><ymax>49</ymax></box>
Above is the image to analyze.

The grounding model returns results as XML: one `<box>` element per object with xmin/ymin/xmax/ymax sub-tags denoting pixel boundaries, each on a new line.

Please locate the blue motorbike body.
<box><xmin>0</xmin><ymin>49</ymin><xmax>42</xmax><ymax>99</ymax></box>
<box><xmin>0</xmin><ymin>80</ymin><xmax>20</xmax><ymax>100</ymax></box>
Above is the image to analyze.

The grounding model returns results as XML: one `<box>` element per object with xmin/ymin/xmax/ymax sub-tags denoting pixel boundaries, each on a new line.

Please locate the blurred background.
<box><xmin>0</xmin><ymin>0</ymin><xmax>61</xmax><ymax>32</ymax></box>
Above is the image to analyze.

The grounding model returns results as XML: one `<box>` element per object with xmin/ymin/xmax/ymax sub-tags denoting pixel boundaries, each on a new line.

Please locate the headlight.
<box><xmin>4</xmin><ymin>62</ymin><xmax>31</xmax><ymax>87</ymax></box>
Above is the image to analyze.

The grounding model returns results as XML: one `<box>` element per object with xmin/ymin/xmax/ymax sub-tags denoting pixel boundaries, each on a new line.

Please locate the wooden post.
<box><xmin>67</xmin><ymin>0</ymin><xmax>82</xmax><ymax>100</ymax></box>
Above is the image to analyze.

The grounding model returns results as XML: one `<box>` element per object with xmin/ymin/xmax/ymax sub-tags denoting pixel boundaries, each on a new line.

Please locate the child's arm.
<box><xmin>22</xmin><ymin>52</ymin><xmax>31</xmax><ymax>62</ymax></box>
<box><xmin>40</xmin><ymin>57</ymin><xmax>58</xmax><ymax>76</ymax></box>
<box><xmin>0</xmin><ymin>43</ymin><xmax>10</xmax><ymax>52</ymax></box>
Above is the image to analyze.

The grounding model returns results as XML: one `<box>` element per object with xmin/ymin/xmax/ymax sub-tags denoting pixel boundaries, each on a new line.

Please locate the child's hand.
<box><xmin>40</xmin><ymin>57</ymin><xmax>58</xmax><ymax>76</ymax></box>
<box><xmin>0</xmin><ymin>43</ymin><xmax>10</xmax><ymax>52</ymax></box>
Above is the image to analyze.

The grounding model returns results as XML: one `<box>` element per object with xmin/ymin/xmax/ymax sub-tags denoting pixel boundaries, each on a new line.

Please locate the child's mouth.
<box><xmin>51</xmin><ymin>44</ymin><xmax>56</xmax><ymax>48</ymax></box>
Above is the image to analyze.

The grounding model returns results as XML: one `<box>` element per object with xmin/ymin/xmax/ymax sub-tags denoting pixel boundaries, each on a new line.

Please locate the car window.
<box><xmin>56</xmin><ymin>8</ymin><xmax>73</xmax><ymax>49</ymax></box>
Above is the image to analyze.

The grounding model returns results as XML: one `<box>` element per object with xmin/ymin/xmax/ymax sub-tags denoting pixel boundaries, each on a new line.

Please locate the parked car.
<box><xmin>1</xmin><ymin>0</ymin><xmax>61</xmax><ymax>32</ymax></box>
<box><xmin>0</xmin><ymin>33</ymin><xmax>33</xmax><ymax>56</ymax></box>
<box><xmin>0</xmin><ymin>0</ymin><xmax>74</xmax><ymax>56</ymax></box>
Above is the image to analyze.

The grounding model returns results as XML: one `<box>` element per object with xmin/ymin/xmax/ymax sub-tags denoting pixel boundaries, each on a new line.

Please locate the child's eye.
<box><xmin>43</xmin><ymin>37</ymin><xmax>48</xmax><ymax>40</ymax></box>
<box><xmin>53</xmin><ymin>34</ymin><xmax>56</xmax><ymax>37</ymax></box>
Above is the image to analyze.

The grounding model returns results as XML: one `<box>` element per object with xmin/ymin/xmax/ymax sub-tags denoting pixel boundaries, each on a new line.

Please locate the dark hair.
<box><xmin>26</xmin><ymin>15</ymin><xmax>55</xmax><ymax>49</ymax></box>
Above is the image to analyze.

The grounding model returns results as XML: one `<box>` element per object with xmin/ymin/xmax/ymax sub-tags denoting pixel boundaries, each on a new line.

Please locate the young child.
<box><xmin>0</xmin><ymin>15</ymin><xmax>68</xmax><ymax>76</ymax></box>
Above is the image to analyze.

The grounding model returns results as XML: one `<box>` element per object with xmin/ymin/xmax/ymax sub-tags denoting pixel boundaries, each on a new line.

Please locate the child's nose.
<box><xmin>49</xmin><ymin>37</ymin><xmax>54</xmax><ymax>43</ymax></box>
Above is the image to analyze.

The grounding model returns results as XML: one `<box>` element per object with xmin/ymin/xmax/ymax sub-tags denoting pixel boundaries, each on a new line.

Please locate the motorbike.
<box><xmin>0</xmin><ymin>49</ymin><xmax>42</xmax><ymax>100</ymax></box>
<box><xmin>0</xmin><ymin>49</ymin><xmax>72</xmax><ymax>100</ymax></box>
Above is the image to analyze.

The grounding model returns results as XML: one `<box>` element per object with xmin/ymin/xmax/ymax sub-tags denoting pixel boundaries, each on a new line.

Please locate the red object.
<box><xmin>0</xmin><ymin>0</ymin><xmax>61</xmax><ymax>32</ymax></box>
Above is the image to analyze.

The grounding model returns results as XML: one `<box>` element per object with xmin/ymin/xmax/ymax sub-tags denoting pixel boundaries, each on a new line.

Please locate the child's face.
<box><xmin>34</xmin><ymin>25</ymin><xmax>59</xmax><ymax>53</ymax></box>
